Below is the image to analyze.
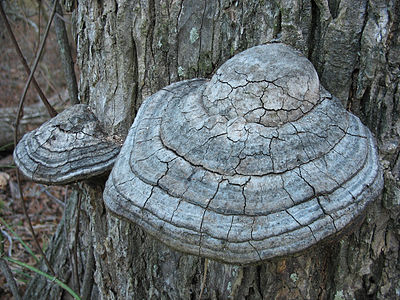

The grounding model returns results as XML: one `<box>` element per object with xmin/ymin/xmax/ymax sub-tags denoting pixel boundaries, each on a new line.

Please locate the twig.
<box><xmin>0</xmin><ymin>216</ymin><xmax>39</xmax><ymax>263</ymax></box>
<box><xmin>15</xmin><ymin>0</ymin><xmax>58</xmax><ymax>121</ymax></box>
<box><xmin>0</xmin><ymin>2</ymin><xmax>57</xmax><ymax>118</ymax></box>
<box><xmin>5</xmin><ymin>256</ymin><xmax>81</xmax><ymax>300</ymax></box>
<box><xmin>0</xmin><ymin>259</ymin><xmax>22</xmax><ymax>300</ymax></box>
<box><xmin>72</xmin><ymin>193</ymin><xmax>81</xmax><ymax>292</ymax></box>
<box><xmin>63</xmin><ymin>189</ymin><xmax>81</xmax><ymax>294</ymax></box>
<box><xmin>5</xmin><ymin>10</ymin><xmax>39</xmax><ymax>32</ymax></box>
<box><xmin>53</xmin><ymin>0</ymin><xmax>79</xmax><ymax>104</ymax></box>
<box><xmin>81</xmin><ymin>242</ymin><xmax>94</xmax><ymax>300</ymax></box>
<box><xmin>63</xmin><ymin>190</ymin><xmax>74</xmax><ymax>288</ymax></box>
<box><xmin>13</xmin><ymin>0</ymin><xmax>59</xmax><ymax>276</ymax></box>
<box><xmin>56</xmin><ymin>12</ymin><xmax>72</xmax><ymax>24</ymax></box>
<box><xmin>36</xmin><ymin>0</ymin><xmax>41</xmax><ymax>55</ymax></box>
<box><xmin>0</xmin><ymin>231</ymin><xmax>22</xmax><ymax>300</ymax></box>
<box><xmin>39</xmin><ymin>67</ymin><xmax>61</xmax><ymax>94</ymax></box>
<box><xmin>0</xmin><ymin>229</ymin><xmax>13</xmax><ymax>257</ymax></box>
<box><xmin>38</xmin><ymin>184</ymin><xmax>65</xmax><ymax>207</ymax></box>
<box><xmin>199</xmin><ymin>258</ymin><xmax>209</xmax><ymax>300</ymax></box>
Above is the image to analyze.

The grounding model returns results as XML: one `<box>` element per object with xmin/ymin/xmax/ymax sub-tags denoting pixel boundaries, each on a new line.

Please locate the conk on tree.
<box><xmin>14</xmin><ymin>43</ymin><xmax>383</xmax><ymax>265</ymax></box>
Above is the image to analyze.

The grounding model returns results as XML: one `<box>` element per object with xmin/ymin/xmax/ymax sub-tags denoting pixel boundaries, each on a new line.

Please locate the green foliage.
<box><xmin>4</xmin><ymin>256</ymin><xmax>81</xmax><ymax>300</ymax></box>
<box><xmin>0</xmin><ymin>217</ymin><xmax>81</xmax><ymax>299</ymax></box>
<box><xmin>0</xmin><ymin>143</ymin><xmax>14</xmax><ymax>152</ymax></box>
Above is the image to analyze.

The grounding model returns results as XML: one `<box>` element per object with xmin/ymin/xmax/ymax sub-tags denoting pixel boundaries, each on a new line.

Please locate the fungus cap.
<box><xmin>14</xmin><ymin>104</ymin><xmax>121</xmax><ymax>185</ymax></box>
<box><xmin>104</xmin><ymin>43</ymin><xmax>383</xmax><ymax>264</ymax></box>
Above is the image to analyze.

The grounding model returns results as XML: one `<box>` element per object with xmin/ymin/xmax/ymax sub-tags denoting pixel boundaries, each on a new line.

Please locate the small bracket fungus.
<box><xmin>104</xmin><ymin>43</ymin><xmax>383</xmax><ymax>264</ymax></box>
<box><xmin>14</xmin><ymin>104</ymin><xmax>121</xmax><ymax>185</ymax></box>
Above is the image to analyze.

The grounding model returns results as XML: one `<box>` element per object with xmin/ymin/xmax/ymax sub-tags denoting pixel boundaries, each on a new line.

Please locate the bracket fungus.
<box><xmin>104</xmin><ymin>43</ymin><xmax>383</xmax><ymax>264</ymax></box>
<box><xmin>9</xmin><ymin>42</ymin><xmax>378</xmax><ymax>265</ymax></box>
<box><xmin>14</xmin><ymin>104</ymin><xmax>121</xmax><ymax>185</ymax></box>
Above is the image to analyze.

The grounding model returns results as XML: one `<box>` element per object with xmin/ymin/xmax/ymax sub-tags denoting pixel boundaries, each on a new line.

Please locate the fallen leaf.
<box><xmin>0</xmin><ymin>172</ymin><xmax>10</xmax><ymax>190</ymax></box>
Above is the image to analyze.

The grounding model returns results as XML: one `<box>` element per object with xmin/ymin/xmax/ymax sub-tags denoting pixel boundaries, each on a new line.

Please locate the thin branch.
<box><xmin>6</xmin><ymin>10</ymin><xmax>39</xmax><ymax>33</ymax></box>
<box><xmin>0</xmin><ymin>260</ymin><xmax>22</xmax><ymax>300</ymax></box>
<box><xmin>0</xmin><ymin>217</ymin><xmax>39</xmax><ymax>263</ymax></box>
<box><xmin>36</xmin><ymin>0</ymin><xmax>41</xmax><ymax>54</ymax></box>
<box><xmin>53</xmin><ymin>0</ymin><xmax>79</xmax><ymax>104</ymax></box>
<box><xmin>63</xmin><ymin>188</ymin><xmax>81</xmax><ymax>294</ymax></box>
<box><xmin>5</xmin><ymin>256</ymin><xmax>81</xmax><ymax>300</ymax></box>
<box><xmin>56</xmin><ymin>12</ymin><xmax>72</xmax><ymax>24</ymax></box>
<box><xmin>0</xmin><ymin>231</ymin><xmax>22</xmax><ymax>300</ymax></box>
<box><xmin>81</xmin><ymin>242</ymin><xmax>94</xmax><ymax>300</ymax></box>
<box><xmin>38</xmin><ymin>184</ymin><xmax>65</xmax><ymax>207</ymax></box>
<box><xmin>0</xmin><ymin>229</ymin><xmax>13</xmax><ymax>257</ymax></box>
<box><xmin>13</xmin><ymin>0</ymin><xmax>60</xmax><ymax>276</ymax></box>
<box><xmin>199</xmin><ymin>258</ymin><xmax>209</xmax><ymax>300</ymax></box>
<box><xmin>63</xmin><ymin>190</ymin><xmax>75</xmax><ymax>292</ymax></box>
<box><xmin>72</xmin><ymin>193</ymin><xmax>81</xmax><ymax>292</ymax></box>
<box><xmin>0</xmin><ymin>2</ymin><xmax>57</xmax><ymax>118</ymax></box>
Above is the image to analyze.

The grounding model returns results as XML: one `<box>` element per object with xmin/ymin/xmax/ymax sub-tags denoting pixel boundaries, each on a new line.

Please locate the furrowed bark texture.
<box><xmin>25</xmin><ymin>0</ymin><xmax>400</xmax><ymax>299</ymax></box>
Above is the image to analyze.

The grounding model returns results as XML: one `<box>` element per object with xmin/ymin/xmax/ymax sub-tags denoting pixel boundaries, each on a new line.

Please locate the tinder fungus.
<box><xmin>104</xmin><ymin>43</ymin><xmax>383</xmax><ymax>264</ymax></box>
<box><xmin>14</xmin><ymin>104</ymin><xmax>121</xmax><ymax>185</ymax></box>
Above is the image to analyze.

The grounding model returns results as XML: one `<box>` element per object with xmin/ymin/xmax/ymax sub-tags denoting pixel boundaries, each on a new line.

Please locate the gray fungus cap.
<box><xmin>104</xmin><ymin>43</ymin><xmax>383</xmax><ymax>264</ymax></box>
<box><xmin>14</xmin><ymin>104</ymin><xmax>121</xmax><ymax>185</ymax></box>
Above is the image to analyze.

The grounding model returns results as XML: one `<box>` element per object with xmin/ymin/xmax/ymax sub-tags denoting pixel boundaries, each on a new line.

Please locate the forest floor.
<box><xmin>0</xmin><ymin>1</ymin><xmax>74</xmax><ymax>298</ymax></box>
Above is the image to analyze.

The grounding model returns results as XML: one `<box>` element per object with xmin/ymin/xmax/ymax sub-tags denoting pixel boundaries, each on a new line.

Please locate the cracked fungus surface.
<box><xmin>104</xmin><ymin>43</ymin><xmax>383</xmax><ymax>264</ymax></box>
<box><xmin>14</xmin><ymin>104</ymin><xmax>121</xmax><ymax>184</ymax></box>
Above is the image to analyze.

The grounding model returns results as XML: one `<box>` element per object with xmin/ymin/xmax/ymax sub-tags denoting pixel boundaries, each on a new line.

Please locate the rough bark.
<box><xmin>25</xmin><ymin>0</ymin><xmax>400</xmax><ymax>299</ymax></box>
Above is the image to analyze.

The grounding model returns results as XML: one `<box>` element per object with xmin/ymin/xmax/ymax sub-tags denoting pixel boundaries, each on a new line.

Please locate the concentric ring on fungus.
<box><xmin>104</xmin><ymin>43</ymin><xmax>383</xmax><ymax>264</ymax></box>
<box><xmin>14</xmin><ymin>104</ymin><xmax>121</xmax><ymax>185</ymax></box>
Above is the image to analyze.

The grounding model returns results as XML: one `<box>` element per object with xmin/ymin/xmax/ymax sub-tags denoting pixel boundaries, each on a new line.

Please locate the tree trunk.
<box><xmin>24</xmin><ymin>0</ymin><xmax>400</xmax><ymax>299</ymax></box>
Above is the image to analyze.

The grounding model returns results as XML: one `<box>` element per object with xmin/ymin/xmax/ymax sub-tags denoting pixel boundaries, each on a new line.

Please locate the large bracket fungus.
<box><xmin>12</xmin><ymin>43</ymin><xmax>383</xmax><ymax>265</ymax></box>
<box><xmin>104</xmin><ymin>43</ymin><xmax>383</xmax><ymax>264</ymax></box>
<box><xmin>14</xmin><ymin>104</ymin><xmax>121</xmax><ymax>185</ymax></box>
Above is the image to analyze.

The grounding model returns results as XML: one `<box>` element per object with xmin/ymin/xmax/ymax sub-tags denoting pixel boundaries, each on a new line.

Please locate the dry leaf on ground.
<box><xmin>0</xmin><ymin>172</ymin><xmax>10</xmax><ymax>190</ymax></box>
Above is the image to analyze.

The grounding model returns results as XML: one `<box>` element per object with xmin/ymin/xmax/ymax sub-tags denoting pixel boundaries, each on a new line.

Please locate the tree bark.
<box><xmin>25</xmin><ymin>0</ymin><xmax>400</xmax><ymax>299</ymax></box>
